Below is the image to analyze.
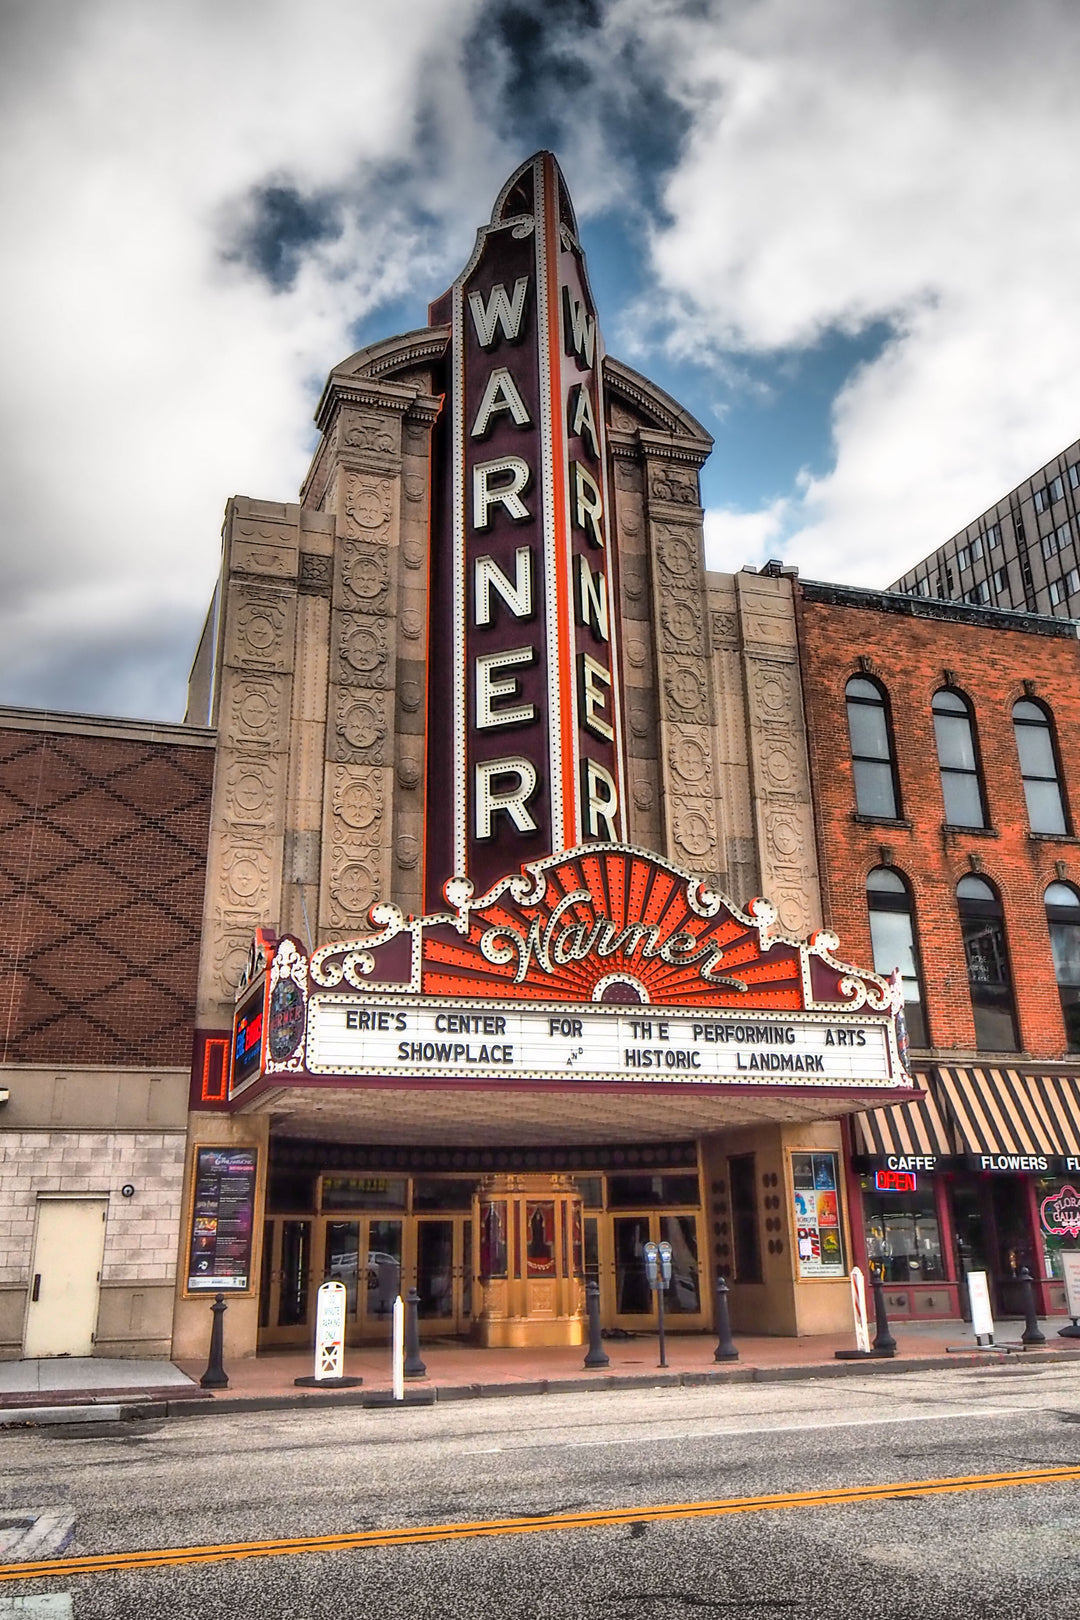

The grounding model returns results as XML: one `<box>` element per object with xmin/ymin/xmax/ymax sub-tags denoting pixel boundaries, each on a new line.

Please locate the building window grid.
<box><xmin>865</xmin><ymin>868</ymin><xmax>928</xmax><ymax>1049</ymax></box>
<box><xmin>1013</xmin><ymin>698</ymin><xmax>1069</xmax><ymax>835</ymax></box>
<box><xmin>932</xmin><ymin>688</ymin><xmax>988</xmax><ymax>828</ymax></box>
<box><xmin>956</xmin><ymin>875</ymin><xmax>1020</xmax><ymax>1052</ymax></box>
<box><xmin>845</xmin><ymin>676</ymin><xmax>901</xmax><ymax>820</ymax></box>
<box><xmin>1046</xmin><ymin>882</ymin><xmax>1080</xmax><ymax>1053</ymax></box>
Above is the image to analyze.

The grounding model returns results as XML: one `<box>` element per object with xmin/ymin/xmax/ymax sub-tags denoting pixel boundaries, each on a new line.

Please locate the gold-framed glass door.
<box><xmin>413</xmin><ymin>1216</ymin><xmax>471</xmax><ymax>1335</ymax></box>
<box><xmin>605</xmin><ymin>1210</ymin><xmax>706</xmax><ymax>1331</ymax></box>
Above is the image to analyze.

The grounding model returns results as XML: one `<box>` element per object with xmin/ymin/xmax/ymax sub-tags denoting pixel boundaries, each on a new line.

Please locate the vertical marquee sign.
<box><xmin>426</xmin><ymin>152</ymin><xmax>627</xmax><ymax>909</ymax></box>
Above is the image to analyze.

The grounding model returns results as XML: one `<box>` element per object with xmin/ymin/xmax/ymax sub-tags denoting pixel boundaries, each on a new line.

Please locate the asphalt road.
<box><xmin>2</xmin><ymin>1362</ymin><xmax>1080</xmax><ymax>1619</ymax></box>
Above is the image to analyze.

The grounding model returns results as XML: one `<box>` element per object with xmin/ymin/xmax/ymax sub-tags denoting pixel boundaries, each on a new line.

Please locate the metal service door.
<box><xmin>24</xmin><ymin>1197</ymin><xmax>108</xmax><ymax>1358</ymax></box>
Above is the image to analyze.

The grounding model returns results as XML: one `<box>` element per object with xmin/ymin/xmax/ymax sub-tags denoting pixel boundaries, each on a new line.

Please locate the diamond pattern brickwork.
<box><xmin>0</xmin><ymin>727</ymin><xmax>213</xmax><ymax>1064</ymax></box>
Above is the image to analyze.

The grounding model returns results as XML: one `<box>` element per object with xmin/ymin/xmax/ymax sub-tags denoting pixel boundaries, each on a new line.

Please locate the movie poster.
<box><xmin>186</xmin><ymin>1147</ymin><xmax>258</xmax><ymax>1291</ymax></box>
<box><xmin>791</xmin><ymin>1151</ymin><xmax>846</xmax><ymax>1278</ymax></box>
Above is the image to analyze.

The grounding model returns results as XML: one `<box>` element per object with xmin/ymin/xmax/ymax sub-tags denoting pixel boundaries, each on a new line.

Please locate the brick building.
<box><xmin>0</xmin><ymin>709</ymin><xmax>214</xmax><ymax>1357</ymax></box>
<box><xmin>795</xmin><ymin>579</ymin><xmax>1080</xmax><ymax>1321</ymax></box>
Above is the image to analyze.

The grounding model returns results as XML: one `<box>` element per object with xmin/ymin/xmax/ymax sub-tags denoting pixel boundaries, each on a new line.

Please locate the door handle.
<box><xmin>31</xmin><ymin>1274</ymin><xmax>41</xmax><ymax>1302</ymax></box>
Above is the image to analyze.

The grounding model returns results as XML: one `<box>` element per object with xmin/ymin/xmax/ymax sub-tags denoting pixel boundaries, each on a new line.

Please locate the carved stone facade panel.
<box><xmin>669</xmin><ymin>796</ymin><xmax>719</xmax><ymax>867</ymax></box>
<box><xmin>734</xmin><ymin>573</ymin><xmax>822</xmax><ymax>934</ymax></box>
<box><xmin>340</xmin><ymin>410</ymin><xmax>401</xmax><ymax>459</ymax></box>
<box><xmin>625</xmin><ymin>687</ymin><xmax>657</xmax><ymax>758</ymax></box>
<box><xmin>619</xmin><ymin>555</ymin><xmax>650</xmax><ymax>620</ymax></box>
<box><xmin>659</xmin><ymin>592</ymin><xmax>707</xmax><ymax>656</ymax></box>
<box><xmin>223</xmin><ymin>585</ymin><xmax>295</xmax><ymax>674</ymax></box>
<box><xmin>331</xmin><ymin>688</ymin><xmax>392</xmax><ymax>763</ymax></box>
<box><xmin>336</xmin><ymin>539</ymin><xmax>393</xmax><ymax>614</ymax></box>
<box><xmin>395</xmin><ymin>659</ymin><xmax>425</xmax><ymax>735</ymax></box>
<box><xmin>666</xmin><ymin>725</ymin><xmax>714</xmax><ymax>792</ymax></box>
<box><xmin>222</xmin><ymin>756</ymin><xmax>282</xmax><ymax>828</ymax></box>
<box><xmin>662</xmin><ymin>656</ymin><xmax>713</xmax><ymax>725</ymax></box>
<box><xmin>231</xmin><ymin>516</ymin><xmax>299</xmax><ymax>582</ymax></box>
<box><xmin>342</xmin><ymin>473</ymin><xmax>396</xmax><ymax>540</ymax></box>
<box><xmin>298</xmin><ymin>552</ymin><xmax>333</xmax><ymax>596</ymax></box>
<box><xmin>218</xmin><ymin>671</ymin><xmax>286</xmax><ymax>752</ymax></box>
<box><xmin>320</xmin><ymin>762</ymin><xmax>393</xmax><ymax>933</ymax></box>
<box><xmin>336</xmin><ymin>611</ymin><xmax>391</xmax><ymax>688</ymax></box>
<box><xmin>654</xmin><ymin>524</ymin><xmax>702</xmax><ymax>588</ymax></box>
<box><xmin>647</xmin><ymin>464</ymin><xmax>700</xmax><ymax>508</ymax></box>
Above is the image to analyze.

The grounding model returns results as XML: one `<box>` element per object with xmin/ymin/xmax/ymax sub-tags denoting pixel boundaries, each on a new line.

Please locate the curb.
<box><xmin>152</xmin><ymin>1344</ymin><xmax>1080</xmax><ymax>1422</ymax></box>
<box><xmin>5</xmin><ymin>1345</ymin><xmax>1078</xmax><ymax>1427</ymax></box>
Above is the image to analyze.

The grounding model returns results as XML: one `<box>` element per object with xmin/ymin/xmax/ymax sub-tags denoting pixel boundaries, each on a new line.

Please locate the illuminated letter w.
<box><xmin>468</xmin><ymin>278</ymin><xmax>530</xmax><ymax>348</ymax></box>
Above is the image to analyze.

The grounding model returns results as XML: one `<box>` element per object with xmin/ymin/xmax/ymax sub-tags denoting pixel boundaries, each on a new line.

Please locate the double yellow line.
<box><xmin>3</xmin><ymin>1465</ymin><xmax>1078</xmax><ymax>1584</ymax></box>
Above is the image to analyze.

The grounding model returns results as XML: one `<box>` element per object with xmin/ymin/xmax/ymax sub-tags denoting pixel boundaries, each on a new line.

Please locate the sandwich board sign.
<box><xmin>314</xmin><ymin>1279</ymin><xmax>346</xmax><ymax>1381</ymax></box>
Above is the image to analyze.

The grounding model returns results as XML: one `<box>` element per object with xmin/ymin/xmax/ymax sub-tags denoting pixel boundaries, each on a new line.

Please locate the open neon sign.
<box><xmin>874</xmin><ymin>1169</ymin><xmax>917</xmax><ymax>1193</ymax></box>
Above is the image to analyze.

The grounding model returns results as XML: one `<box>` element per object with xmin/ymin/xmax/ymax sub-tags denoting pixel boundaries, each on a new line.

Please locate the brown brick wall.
<box><xmin>795</xmin><ymin>593</ymin><xmax>1080</xmax><ymax>1060</ymax></box>
<box><xmin>0</xmin><ymin>727</ymin><xmax>213</xmax><ymax>1064</ymax></box>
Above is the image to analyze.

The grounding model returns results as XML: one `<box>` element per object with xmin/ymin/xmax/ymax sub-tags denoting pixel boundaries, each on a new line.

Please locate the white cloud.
<box><xmin>0</xmin><ymin>0</ymin><xmax>497</xmax><ymax>718</ymax></box>
<box><xmin>704</xmin><ymin>497</ymin><xmax>790</xmax><ymax>573</ymax></box>
<box><xmin>632</xmin><ymin>0</ymin><xmax>1080</xmax><ymax>584</ymax></box>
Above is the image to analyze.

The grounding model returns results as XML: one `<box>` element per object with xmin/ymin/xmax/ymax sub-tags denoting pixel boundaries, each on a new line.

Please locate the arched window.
<box><xmin>1013</xmin><ymin>699</ymin><xmax>1068</xmax><ymax>835</ymax></box>
<box><xmin>957</xmin><ymin>875</ymin><xmax>1018</xmax><ymax>1050</ymax></box>
<box><xmin>845</xmin><ymin>677</ymin><xmax>900</xmax><ymax>818</ymax></box>
<box><xmin>866</xmin><ymin>868</ymin><xmax>928</xmax><ymax>1047</ymax></box>
<box><xmin>932</xmin><ymin>689</ymin><xmax>987</xmax><ymax>828</ymax></box>
<box><xmin>1046</xmin><ymin>881</ymin><xmax>1080</xmax><ymax>1051</ymax></box>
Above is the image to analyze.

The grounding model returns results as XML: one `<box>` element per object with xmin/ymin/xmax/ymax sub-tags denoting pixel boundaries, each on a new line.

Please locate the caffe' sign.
<box><xmin>425</xmin><ymin>152</ymin><xmax>626</xmax><ymax>908</ymax></box>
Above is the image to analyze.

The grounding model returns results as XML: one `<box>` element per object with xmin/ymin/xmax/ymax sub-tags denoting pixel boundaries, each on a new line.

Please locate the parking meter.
<box><xmin>643</xmin><ymin>1241</ymin><xmax>659</xmax><ymax>1291</ymax></box>
<box><xmin>643</xmin><ymin>1240</ymin><xmax>670</xmax><ymax>1369</ymax></box>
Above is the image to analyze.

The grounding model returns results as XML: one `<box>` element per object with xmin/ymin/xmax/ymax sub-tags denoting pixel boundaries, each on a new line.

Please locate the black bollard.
<box><xmin>199</xmin><ymin>1292</ymin><xmax>229</xmax><ymax>1389</ymax></box>
<box><xmin>1018</xmin><ymin>1267</ymin><xmax>1046</xmax><ymax>1346</ymax></box>
<box><xmin>870</xmin><ymin>1275</ymin><xmax>897</xmax><ymax>1357</ymax></box>
<box><xmin>583</xmin><ymin>1277</ymin><xmax>610</xmax><ymax>1368</ymax></box>
<box><xmin>403</xmin><ymin>1287</ymin><xmax>427</xmax><ymax>1380</ymax></box>
<box><xmin>713</xmin><ymin>1274</ymin><xmax>739</xmax><ymax>1362</ymax></box>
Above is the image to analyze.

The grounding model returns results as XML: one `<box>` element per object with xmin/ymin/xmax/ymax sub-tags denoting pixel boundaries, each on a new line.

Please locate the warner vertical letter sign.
<box><xmin>426</xmin><ymin>152</ymin><xmax>627</xmax><ymax>907</ymax></box>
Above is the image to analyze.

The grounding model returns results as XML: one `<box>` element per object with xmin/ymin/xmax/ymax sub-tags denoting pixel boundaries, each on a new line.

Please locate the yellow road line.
<box><xmin>2</xmin><ymin>1465</ymin><xmax>1078</xmax><ymax>1583</ymax></box>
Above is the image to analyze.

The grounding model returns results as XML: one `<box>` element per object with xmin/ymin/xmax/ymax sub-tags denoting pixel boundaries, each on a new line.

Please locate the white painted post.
<box><xmin>850</xmin><ymin>1266</ymin><xmax>870</xmax><ymax>1355</ymax></box>
<box><xmin>392</xmin><ymin>1295</ymin><xmax>405</xmax><ymax>1401</ymax></box>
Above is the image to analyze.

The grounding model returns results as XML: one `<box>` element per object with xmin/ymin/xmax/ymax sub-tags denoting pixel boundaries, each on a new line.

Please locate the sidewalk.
<box><xmin>3</xmin><ymin>1318</ymin><xmax>1078</xmax><ymax>1425</ymax></box>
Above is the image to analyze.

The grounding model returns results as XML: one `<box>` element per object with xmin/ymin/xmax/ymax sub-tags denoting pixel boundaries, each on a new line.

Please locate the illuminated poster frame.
<box><xmin>184</xmin><ymin>1145</ymin><xmax>260</xmax><ymax>1295</ymax></box>
<box><xmin>789</xmin><ymin>1149</ymin><xmax>847</xmax><ymax>1280</ymax></box>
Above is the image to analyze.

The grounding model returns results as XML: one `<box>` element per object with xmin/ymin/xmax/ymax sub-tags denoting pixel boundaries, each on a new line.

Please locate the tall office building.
<box><xmin>889</xmin><ymin>439</ymin><xmax>1080</xmax><ymax>617</ymax></box>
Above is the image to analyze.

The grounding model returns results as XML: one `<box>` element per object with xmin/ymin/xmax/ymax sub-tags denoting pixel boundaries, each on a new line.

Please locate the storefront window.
<box><xmin>1036</xmin><ymin>1177</ymin><xmax>1080</xmax><ymax>1279</ymax></box>
<box><xmin>860</xmin><ymin>1183</ymin><xmax>944</xmax><ymax>1283</ymax></box>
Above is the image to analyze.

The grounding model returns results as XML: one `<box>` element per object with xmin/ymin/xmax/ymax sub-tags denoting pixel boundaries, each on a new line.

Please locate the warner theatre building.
<box><xmin>173</xmin><ymin>154</ymin><xmax>914</xmax><ymax>1361</ymax></box>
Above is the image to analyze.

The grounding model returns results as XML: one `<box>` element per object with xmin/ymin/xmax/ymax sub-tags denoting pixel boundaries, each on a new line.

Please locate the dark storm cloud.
<box><xmin>227</xmin><ymin>185</ymin><xmax>345</xmax><ymax>291</ymax></box>
<box><xmin>464</xmin><ymin>0</ymin><xmax>692</xmax><ymax>211</ymax></box>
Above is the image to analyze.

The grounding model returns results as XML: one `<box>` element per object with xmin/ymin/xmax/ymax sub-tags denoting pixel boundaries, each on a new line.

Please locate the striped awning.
<box><xmin>936</xmin><ymin>1067</ymin><xmax>1080</xmax><ymax>1158</ymax></box>
<box><xmin>852</xmin><ymin>1081</ymin><xmax>955</xmax><ymax>1159</ymax></box>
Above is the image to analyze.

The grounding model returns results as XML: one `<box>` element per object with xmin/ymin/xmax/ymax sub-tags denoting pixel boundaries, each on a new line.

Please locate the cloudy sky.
<box><xmin>2</xmin><ymin>0</ymin><xmax>1078</xmax><ymax>721</ymax></box>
